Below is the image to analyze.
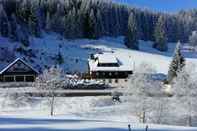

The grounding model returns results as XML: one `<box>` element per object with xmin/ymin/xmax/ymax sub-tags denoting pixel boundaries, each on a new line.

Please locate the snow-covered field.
<box><xmin>0</xmin><ymin>96</ymin><xmax>197</xmax><ymax>131</ymax></box>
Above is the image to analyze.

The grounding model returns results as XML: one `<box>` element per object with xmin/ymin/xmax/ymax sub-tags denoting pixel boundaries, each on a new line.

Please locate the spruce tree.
<box><xmin>153</xmin><ymin>16</ymin><xmax>168</xmax><ymax>51</ymax></box>
<box><xmin>167</xmin><ymin>41</ymin><xmax>185</xmax><ymax>83</ymax></box>
<box><xmin>28</xmin><ymin>11</ymin><xmax>41</xmax><ymax>37</ymax></box>
<box><xmin>45</xmin><ymin>11</ymin><xmax>51</xmax><ymax>32</ymax></box>
<box><xmin>0</xmin><ymin>4</ymin><xmax>9</xmax><ymax>37</ymax></box>
<box><xmin>124</xmin><ymin>12</ymin><xmax>139</xmax><ymax>50</ymax></box>
<box><xmin>9</xmin><ymin>14</ymin><xmax>18</xmax><ymax>41</ymax></box>
<box><xmin>56</xmin><ymin>52</ymin><xmax>64</xmax><ymax>65</ymax></box>
<box><xmin>95</xmin><ymin>10</ymin><xmax>104</xmax><ymax>38</ymax></box>
<box><xmin>83</xmin><ymin>9</ymin><xmax>96</xmax><ymax>39</ymax></box>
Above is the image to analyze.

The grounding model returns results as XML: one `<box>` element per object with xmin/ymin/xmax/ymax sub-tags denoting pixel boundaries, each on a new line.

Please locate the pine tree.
<box><xmin>64</xmin><ymin>8</ymin><xmax>78</xmax><ymax>39</ymax></box>
<box><xmin>56</xmin><ymin>51</ymin><xmax>64</xmax><ymax>65</ymax></box>
<box><xmin>95</xmin><ymin>10</ymin><xmax>104</xmax><ymax>38</ymax></box>
<box><xmin>153</xmin><ymin>16</ymin><xmax>168</xmax><ymax>51</ymax></box>
<box><xmin>0</xmin><ymin>4</ymin><xmax>9</xmax><ymax>37</ymax></box>
<box><xmin>45</xmin><ymin>11</ymin><xmax>51</xmax><ymax>32</ymax></box>
<box><xmin>9</xmin><ymin>14</ymin><xmax>18</xmax><ymax>41</ymax></box>
<box><xmin>189</xmin><ymin>31</ymin><xmax>197</xmax><ymax>47</ymax></box>
<box><xmin>83</xmin><ymin>9</ymin><xmax>96</xmax><ymax>39</ymax></box>
<box><xmin>16</xmin><ymin>24</ymin><xmax>29</xmax><ymax>47</ymax></box>
<box><xmin>124</xmin><ymin>12</ymin><xmax>139</xmax><ymax>50</ymax></box>
<box><xmin>28</xmin><ymin>10</ymin><xmax>41</xmax><ymax>37</ymax></box>
<box><xmin>167</xmin><ymin>41</ymin><xmax>185</xmax><ymax>83</ymax></box>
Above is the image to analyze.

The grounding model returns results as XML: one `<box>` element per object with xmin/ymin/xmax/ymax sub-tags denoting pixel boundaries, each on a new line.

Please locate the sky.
<box><xmin>113</xmin><ymin>0</ymin><xmax>197</xmax><ymax>13</ymax></box>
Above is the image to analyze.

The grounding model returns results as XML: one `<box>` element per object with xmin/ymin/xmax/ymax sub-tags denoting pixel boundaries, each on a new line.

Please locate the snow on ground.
<box><xmin>1</xmin><ymin>34</ymin><xmax>197</xmax><ymax>130</ymax></box>
<box><xmin>0</xmin><ymin>33</ymin><xmax>197</xmax><ymax>74</ymax></box>
<box><xmin>0</xmin><ymin>116</ymin><xmax>196</xmax><ymax>131</ymax></box>
<box><xmin>0</xmin><ymin>96</ymin><xmax>197</xmax><ymax>131</ymax></box>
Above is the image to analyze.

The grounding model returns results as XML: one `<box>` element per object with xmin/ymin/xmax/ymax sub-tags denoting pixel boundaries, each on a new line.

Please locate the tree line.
<box><xmin>0</xmin><ymin>0</ymin><xmax>197</xmax><ymax>50</ymax></box>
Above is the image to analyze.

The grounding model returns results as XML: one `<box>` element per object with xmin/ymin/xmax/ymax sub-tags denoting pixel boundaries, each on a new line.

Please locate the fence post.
<box><xmin>145</xmin><ymin>125</ymin><xmax>148</xmax><ymax>131</ymax></box>
<box><xmin>128</xmin><ymin>124</ymin><xmax>131</xmax><ymax>131</ymax></box>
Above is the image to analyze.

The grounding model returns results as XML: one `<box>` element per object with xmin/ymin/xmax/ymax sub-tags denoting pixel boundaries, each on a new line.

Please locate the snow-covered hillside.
<box><xmin>0</xmin><ymin>33</ymin><xmax>197</xmax><ymax>74</ymax></box>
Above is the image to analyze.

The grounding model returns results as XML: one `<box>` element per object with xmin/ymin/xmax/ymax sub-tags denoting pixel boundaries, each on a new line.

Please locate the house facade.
<box><xmin>88</xmin><ymin>53</ymin><xmax>133</xmax><ymax>87</ymax></box>
<box><xmin>0</xmin><ymin>58</ymin><xmax>38</xmax><ymax>82</ymax></box>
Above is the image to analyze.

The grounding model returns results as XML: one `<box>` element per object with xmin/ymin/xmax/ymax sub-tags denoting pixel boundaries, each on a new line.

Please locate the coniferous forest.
<box><xmin>0</xmin><ymin>0</ymin><xmax>197</xmax><ymax>49</ymax></box>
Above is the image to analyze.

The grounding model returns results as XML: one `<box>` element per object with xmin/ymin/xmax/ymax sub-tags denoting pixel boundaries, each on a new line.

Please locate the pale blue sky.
<box><xmin>113</xmin><ymin>0</ymin><xmax>197</xmax><ymax>13</ymax></box>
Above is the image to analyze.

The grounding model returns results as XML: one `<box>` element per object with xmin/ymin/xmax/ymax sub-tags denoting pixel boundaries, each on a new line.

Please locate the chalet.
<box><xmin>88</xmin><ymin>53</ymin><xmax>133</xmax><ymax>86</ymax></box>
<box><xmin>0</xmin><ymin>58</ymin><xmax>38</xmax><ymax>82</ymax></box>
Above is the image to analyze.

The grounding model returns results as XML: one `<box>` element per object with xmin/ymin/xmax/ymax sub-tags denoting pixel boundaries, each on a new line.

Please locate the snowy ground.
<box><xmin>0</xmin><ymin>96</ymin><xmax>197</xmax><ymax>130</ymax></box>
<box><xmin>0</xmin><ymin>116</ymin><xmax>196</xmax><ymax>131</ymax></box>
<box><xmin>1</xmin><ymin>34</ymin><xmax>197</xmax><ymax>130</ymax></box>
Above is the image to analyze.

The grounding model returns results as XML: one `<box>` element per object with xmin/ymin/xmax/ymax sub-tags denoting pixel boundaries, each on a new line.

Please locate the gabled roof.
<box><xmin>0</xmin><ymin>58</ymin><xmax>39</xmax><ymax>75</ymax></box>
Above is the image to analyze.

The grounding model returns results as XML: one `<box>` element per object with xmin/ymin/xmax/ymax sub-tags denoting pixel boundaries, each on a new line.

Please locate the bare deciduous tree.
<box><xmin>125</xmin><ymin>63</ymin><xmax>156</xmax><ymax>123</ymax></box>
<box><xmin>173</xmin><ymin>64</ymin><xmax>197</xmax><ymax>126</ymax></box>
<box><xmin>34</xmin><ymin>66</ymin><xmax>67</xmax><ymax>116</ymax></box>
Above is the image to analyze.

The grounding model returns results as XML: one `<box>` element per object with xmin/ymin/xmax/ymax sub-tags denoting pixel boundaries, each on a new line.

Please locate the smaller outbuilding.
<box><xmin>0</xmin><ymin>58</ymin><xmax>38</xmax><ymax>82</ymax></box>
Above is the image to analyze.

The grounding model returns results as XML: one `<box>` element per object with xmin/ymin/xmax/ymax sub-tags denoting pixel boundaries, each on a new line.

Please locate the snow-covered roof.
<box><xmin>89</xmin><ymin>53</ymin><xmax>133</xmax><ymax>72</ymax></box>
<box><xmin>96</xmin><ymin>53</ymin><xmax>118</xmax><ymax>64</ymax></box>
<box><xmin>0</xmin><ymin>58</ymin><xmax>39</xmax><ymax>74</ymax></box>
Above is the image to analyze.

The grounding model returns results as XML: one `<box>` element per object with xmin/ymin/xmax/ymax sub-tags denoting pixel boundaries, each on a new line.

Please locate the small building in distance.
<box><xmin>88</xmin><ymin>52</ymin><xmax>133</xmax><ymax>86</ymax></box>
<box><xmin>0</xmin><ymin>58</ymin><xmax>38</xmax><ymax>82</ymax></box>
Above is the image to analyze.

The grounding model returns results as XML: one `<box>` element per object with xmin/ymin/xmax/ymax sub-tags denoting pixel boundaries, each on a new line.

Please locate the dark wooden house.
<box><xmin>0</xmin><ymin>58</ymin><xmax>38</xmax><ymax>82</ymax></box>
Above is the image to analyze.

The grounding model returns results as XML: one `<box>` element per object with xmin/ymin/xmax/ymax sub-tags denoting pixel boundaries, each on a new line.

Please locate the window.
<box><xmin>115</xmin><ymin>79</ymin><xmax>118</xmax><ymax>83</ymax></box>
<box><xmin>4</xmin><ymin>76</ymin><xmax>14</xmax><ymax>82</ymax></box>
<box><xmin>125</xmin><ymin>79</ymin><xmax>128</xmax><ymax>82</ymax></box>
<box><xmin>109</xmin><ymin>79</ymin><xmax>112</xmax><ymax>83</ymax></box>
<box><xmin>96</xmin><ymin>72</ymin><xmax>99</xmax><ymax>76</ymax></box>
<box><xmin>25</xmin><ymin>76</ymin><xmax>35</xmax><ymax>82</ymax></box>
<box><xmin>109</xmin><ymin>72</ymin><xmax>112</xmax><ymax>76</ymax></box>
<box><xmin>15</xmin><ymin>76</ymin><xmax>24</xmax><ymax>82</ymax></box>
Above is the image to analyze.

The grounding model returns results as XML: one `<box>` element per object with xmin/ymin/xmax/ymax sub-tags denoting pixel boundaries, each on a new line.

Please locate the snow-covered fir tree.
<box><xmin>0</xmin><ymin>0</ymin><xmax>197</xmax><ymax>44</ymax></box>
<box><xmin>167</xmin><ymin>41</ymin><xmax>185</xmax><ymax>83</ymax></box>
<box><xmin>124</xmin><ymin>12</ymin><xmax>139</xmax><ymax>50</ymax></box>
<box><xmin>0</xmin><ymin>4</ymin><xmax>10</xmax><ymax>37</ymax></box>
<box><xmin>153</xmin><ymin>16</ymin><xmax>168</xmax><ymax>51</ymax></box>
<box><xmin>189</xmin><ymin>31</ymin><xmax>197</xmax><ymax>48</ymax></box>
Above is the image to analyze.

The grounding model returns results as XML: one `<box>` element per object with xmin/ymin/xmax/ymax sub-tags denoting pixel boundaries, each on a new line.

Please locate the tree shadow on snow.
<box><xmin>0</xmin><ymin>127</ymin><xmax>127</xmax><ymax>131</ymax></box>
<box><xmin>0</xmin><ymin>117</ymin><xmax>108</xmax><ymax>125</ymax></box>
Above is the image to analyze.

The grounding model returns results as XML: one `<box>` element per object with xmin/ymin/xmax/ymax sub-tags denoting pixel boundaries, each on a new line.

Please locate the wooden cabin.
<box><xmin>0</xmin><ymin>58</ymin><xmax>38</xmax><ymax>82</ymax></box>
<box><xmin>88</xmin><ymin>53</ymin><xmax>133</xmax><ymax>86</ymax></box>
